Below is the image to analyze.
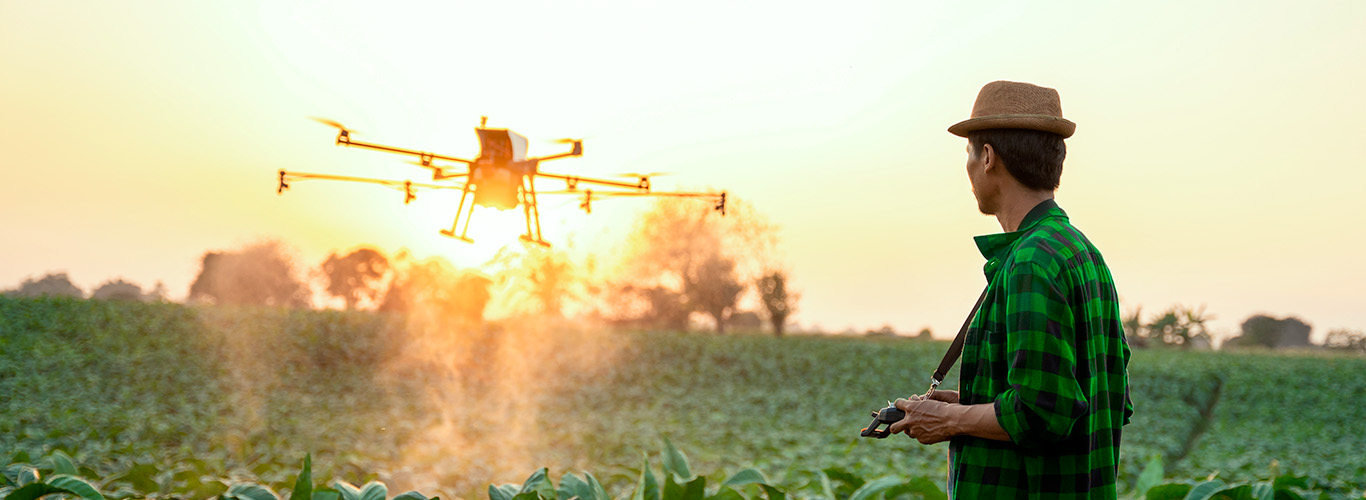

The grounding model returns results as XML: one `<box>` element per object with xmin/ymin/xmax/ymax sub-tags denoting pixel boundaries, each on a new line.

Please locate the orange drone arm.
<box><xmin>534</xmin><ymin>171</ymin><xmax>644</xmax><ymax>190</ymax></box>
<box><xmin>529</xmin><ymin>140</ymin><xmax>583</xmax><ymax>162</ymax></box>
<box><xmin>334</xmin><ymin>131</ymin><xmax>474</xmax><ymax>166</ymax></box>
<box><xmin>277</xmin><ymin>169</ymin><xmax>467</xmax><ymax>203</ymax></box>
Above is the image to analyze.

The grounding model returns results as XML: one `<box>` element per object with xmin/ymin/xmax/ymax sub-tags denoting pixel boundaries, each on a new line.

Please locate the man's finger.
<box><xmin>927</xmin><ymin>390</ymin><xmax>959</xmax><ymax>404</ymax></box>
<box><xmin>895</xmin><ymin>398</ymin><xmax>922</xmax><ymax>411</ymax></box>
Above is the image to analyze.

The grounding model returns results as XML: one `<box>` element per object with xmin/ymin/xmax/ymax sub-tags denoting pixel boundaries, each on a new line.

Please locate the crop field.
<box><xmin>2</xmin><ymin>296</ymin><xmax>1365</xmax><ymax>500</ymax></box>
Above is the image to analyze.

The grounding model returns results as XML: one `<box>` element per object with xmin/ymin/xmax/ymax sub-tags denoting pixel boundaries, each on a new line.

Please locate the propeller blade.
<box><xmin>615</xmin><ymin>172</ymin><xmax>672</xmax><ymax>178</ymax></box>
<box><xmin>548</xmin><ymin>138</ymin><xmax>583</xmax><ymax>144</ymax></box>
<box><xmin>309</xmin><ymin>117</ymin><xmax>354</xmax><ymax>133</ymax></box>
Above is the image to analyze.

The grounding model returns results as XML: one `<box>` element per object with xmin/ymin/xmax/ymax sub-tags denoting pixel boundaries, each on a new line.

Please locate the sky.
<box><xmin>2</xmin><ymin>1</ymin><xmax>1364</xmax><ymax>341</ymax></box>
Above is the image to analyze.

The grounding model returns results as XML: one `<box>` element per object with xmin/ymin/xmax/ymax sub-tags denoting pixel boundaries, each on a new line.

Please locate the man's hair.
<box><xmin>968</xmin><ymin>128</ymin><xmax>1067</xmax><ymax>191</ymax></box>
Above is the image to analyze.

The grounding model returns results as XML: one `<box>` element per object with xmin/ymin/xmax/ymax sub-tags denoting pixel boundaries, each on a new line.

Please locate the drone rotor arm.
<box><xmin>336</xmin><ymin>138</ymin><xmax>474</xmax><ymax>166</ymax></box>
<box><xmin>277</xmin><ymin>170</ymin><xmax>466</xmax><ymax>192</ymax></box>
<box><xmin>532</xmin><ymin>171</ymin><xmax>643</xmax><ymax>190</ymax></box>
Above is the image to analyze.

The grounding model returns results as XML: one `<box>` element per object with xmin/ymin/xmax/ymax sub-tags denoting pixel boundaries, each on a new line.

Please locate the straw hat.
<box><xmin>948</xmin><ymin>81</ymin><xmax>1075</xmax><ymax>138</ymax></box>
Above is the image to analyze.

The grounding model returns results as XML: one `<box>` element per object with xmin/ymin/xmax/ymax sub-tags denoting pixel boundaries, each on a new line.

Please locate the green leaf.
<box><xmin>291</xmin><ymin>455</ymin><xmax>313</xmax><ymax>500</ymax></box>
<box><xmin>46</xmin><ymin>475</ymin><xmax>104</xmax><ymax>500</ymax></box>
<box><xmin>111</xmin><ymin>464</ymin><xmax>159</xmax><ymax>493</ymax></box>
<box><xmin>720</xmin><ymin>469</ymin><xmax>767</xmax><ymax>489</ymax></box>
<box><xmin>332</xmin><ymin>481</ymin><xmax>360</xmax><ymax>500</ymax></box>
<box><xmin>311</xmin><ymin>488</ymin><xmax>341</xmax><ymax>500</ymax></box>
<box><xmin>811</xmin><ymin>469</ymin><xmax>834</xmax><ymax>500</ymax></box>
<box><xmin>1182</xmin><ymin>479</ymin><xmax>1227</xmax><ymax>500</ymax></box>
<box><xmin>661</xmin><ymin>440</ymin><xmax>692</xmax><ymax>480</ymax></box>
<box><xmin>105</xmin><ymin>487</ymin><xmax>142</xmax><ymax>500</ymax></box>
<box><xmin>758</xmin><ymin>485</ymin><xmax>785</xmax><ymax>500</ymax></box>
<box><xmin>194</xmin><ymin>480</ymin><xmax>230</xmax><ymax>499</ymax></box>
<box><xmin>5</xmin><ymin>482</ymin><xmax>72</xmax><ymax>500</ymax></box>
<box><xmin>17</xmin><ymin>467</ymin><xmax>38</xmax><ymax>487</ymax></box>
<box><xmin>1213</xmin><ymin>484</ymin><xmax>1253</xmax><ymax>500</ymax></box>
<box><xmin>1133</xmin><ymin>455</ymin><xmax>1165</xmax><ymax>497</ymax></box>
<box><xmin>557</xmin><ymin>475</ymin><xmax>590</xmax><ymax>500</ymax></box>
<box><xmin>633</xmin><ymin>456</ymin><xmax>659</xmax><ymax>500</ymax></box>
<box><xmin>511</xmin><ymin>493</ymin><xmax>541</xmax><ymax>500</ymax></box>
<box><xmin>882</xmin><ymin>478</ymin><xmax>945</xmax><ymax>500</ymax></box>
<box><xmin>491</xmin><ymin>484</ymin><xmax>520</xmax><ymax>500</ymax></box>
<box><xmin>45</xmin><ymin>453</ymin><xmax>77</xmax><ymax>477</ymax></box>
<box><xmin>519</xmin><ymin>468</ymin><xmax>555</xmax><ymax>500</ymax></box>
<box><xmin>675</xmin><ymin>477</ymin><xmax>704</xmax><ymax>500</ymax></box>
<box><xmin>702</xmin><ymin>488</ymin><xmax>742</xmax><ymax>500</ymax></box>
<box><xmin>1144</xmin><ymin>483</ymin><xmax>1190</xmax><ymax>500</ymax></box>
<box><xmin>820</xmin><ymin>467</ymin><xmax>863</xmax><ymax>500</ymax></box>
<box><xmin>392</xmin><ymin>491</ymin><xmax>433</xmax><ymax>500</ymax></box>
<box><xmin>1272</xmin><ymin>475</ymin><xmax>1308</xmax><ymax>491</ymax></box>
<box><xmin>846</xmin><ymin>477</ymin><xmax>902</xmax><ymax>500</ymax></box>
<box><xmin>226</xmin><ymin>483</ymin><xmax>282</xmax><ymax>500</ymax></box>
<box><xmin>357</xmin><ymin>482</ymin><xmax>387</xmax><ymax>500</ymax></box>
<box><xmin>585</xmin><ymin>473</ymin><xmax>610</xmax><ymax>500</ymax></box>
<box><xmin>1250</xmin><ymin>482</ymin><xmax>1273</xmax><ymax>499</ymax></box>
<box><xmin>10</xmin><ymin>452</ymin><xmax>31</xmax><ymax>465</ymax></box>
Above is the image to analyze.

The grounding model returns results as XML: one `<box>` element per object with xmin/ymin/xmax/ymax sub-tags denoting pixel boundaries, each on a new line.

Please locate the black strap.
<box><xmin>930</xmin><ymin>287</ymin><xmax>990</xmax><ymax>389</ymax></box>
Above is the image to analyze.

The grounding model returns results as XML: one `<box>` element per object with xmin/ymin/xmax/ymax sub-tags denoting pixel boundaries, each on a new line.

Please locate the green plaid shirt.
<box><xmin>949</xmin><ymin>200</ymin><xmax>1134</xmax><ymax>499</ymax></box>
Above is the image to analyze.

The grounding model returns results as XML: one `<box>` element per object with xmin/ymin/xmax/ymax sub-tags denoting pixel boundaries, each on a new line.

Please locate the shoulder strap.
<box><xmin>929</xmin><ymin>286</ymin><xmax>989</xmax><ymax>392</ymax></box>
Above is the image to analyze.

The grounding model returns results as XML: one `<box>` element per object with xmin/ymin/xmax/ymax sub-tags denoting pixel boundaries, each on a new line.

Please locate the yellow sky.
<box><xmin>2</xmin><ymin>1</ymin><xmax>1364</xmax><ymax>340</ymax></box>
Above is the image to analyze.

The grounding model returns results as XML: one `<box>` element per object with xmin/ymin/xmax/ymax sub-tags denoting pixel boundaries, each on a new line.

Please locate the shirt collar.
<box><xmin>973</xmin><ymin>199</ymin><xmax>1067</xmax><ymax>274</ymax></box>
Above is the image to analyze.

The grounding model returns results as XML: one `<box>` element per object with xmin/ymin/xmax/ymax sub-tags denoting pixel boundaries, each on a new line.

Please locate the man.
<box><xmin>888</xmin><ymin>81</ymin><xmax>1133</xmax><ymax>499</ymax></box>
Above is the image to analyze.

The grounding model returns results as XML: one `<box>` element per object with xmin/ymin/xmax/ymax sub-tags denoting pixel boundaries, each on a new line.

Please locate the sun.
<box><xmin>399</xmin><ymin>200</ymin><xmax>554</xmax><ymax>265</ymax></box>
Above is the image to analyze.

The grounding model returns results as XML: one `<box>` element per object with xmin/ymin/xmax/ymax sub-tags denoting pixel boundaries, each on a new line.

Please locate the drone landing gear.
<box><xmin>440</xmin><ymin>182</ymin><xmax>477</xmax><ymax>243</ymax></box>
<box><xmin>519</xmin><ymin>234</ymin><xmax>550</xmax><ymax>247</ymax></box>
<box><xmin>519</xmin><ymin>176</ymin><xmax>550</xmax><ymax>247</ymax></box>
<box><xmin>439</xmin><ymin>229</ymin><xmax>474</xmax><ymax>243</ymax></box>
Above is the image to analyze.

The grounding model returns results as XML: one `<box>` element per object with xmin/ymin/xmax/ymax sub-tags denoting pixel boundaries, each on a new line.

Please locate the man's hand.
<box><xmin>888</xmin><ymin>391</ymin><xmax>966</xmax><ymax>445</ymax></box>
<box><xmin>888</xmin><ymin>389</ymin><xmax>1013</xmax><ymax>444</ymax></box>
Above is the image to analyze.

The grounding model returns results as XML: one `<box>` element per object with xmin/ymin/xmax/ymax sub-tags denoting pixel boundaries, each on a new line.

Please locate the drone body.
<box><xmin>278</xmin><ymin>117</ymin><xmax>724</xmax><ymax>246</ymax></box>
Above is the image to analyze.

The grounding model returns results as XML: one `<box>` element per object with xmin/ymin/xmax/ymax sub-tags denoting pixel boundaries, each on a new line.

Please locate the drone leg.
<box><xmin>441</xmin><ymin>183</ymin><xmax>475</xmax><ymax>243</ymax></box>
<box><xmin>518</xmin><ymin>177</ymin><xmax>550</xmax><ymax>247</ymax></box>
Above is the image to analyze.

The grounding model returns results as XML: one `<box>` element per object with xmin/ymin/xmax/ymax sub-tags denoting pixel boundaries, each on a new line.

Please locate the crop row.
<box><xmin>1</xmin><ymin>443</ymin><xmax>1350</xmax><ymax>500</ymax></box>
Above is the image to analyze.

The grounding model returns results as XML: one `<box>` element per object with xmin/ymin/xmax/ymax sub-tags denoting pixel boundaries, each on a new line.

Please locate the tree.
<box><xmin>1122</xmin><ymin>306</ymin><xmax>1147</xmax><ymax>348</ymax></box>
<box><xmin>757</xmin><ymin>270</ymin><xmax>799</xmax><ymax>336</ymax></box>
<box><xmin>636</xmin><ymin>285</ymin><xmax>691</xmax><ymax>330</ymax></box>
<box><xmin>486</xmin><ymin>246</ymin><xmax>575</xmax><ymax>317</ymax></box>
<box><xmin>91</xmin><ymin>278</ymin><xmax>143</xmax><ymax>302</ymax></box>
<box><xmin>686</xmin><ymin>255</ymin><xmax>744</xmax><ymax>333</ymax></box>
<box><xmin>188</xmin><ymin>241</ymin><xmax>308</xmax><ymax>307</ymax></box>
<box><xmin>1324</xmin><ymin>329</ymin><xmax>1366</xmax><ymax>352</ymax></box>
<box><xmin>1136</xmin><ymin>305</ymin><xmax>1212</xmax><ymax>348</ymax></box>
<box><xmin>380</xmin><ymin>254</ymin><xmax>492</xmax><ymax>325</ymax></box>
<box><xmin>12</xmin><ymin>272</ymin><xmax>84</xmax><ymax>299</ymax></box>
<box><xmin>615</xmin><ymin>196</ymin><xmax>775</xmax><ymax>332</ymax></box>
<box><xmin>1229</xmin><ymin>314</ymin><xmax>1312</xmax><ymax>349</ymax></box>
<box><xmin>321</xmin><ymin>248</ymin><xmax>390</xmax><ymax>310</ymax></box>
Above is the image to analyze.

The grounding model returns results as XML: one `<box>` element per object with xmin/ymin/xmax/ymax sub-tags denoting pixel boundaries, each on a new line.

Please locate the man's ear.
<box><xmin>981</xmin><ymin>143</ymin><xmax>997</xmax><ymax>173</ymax></box>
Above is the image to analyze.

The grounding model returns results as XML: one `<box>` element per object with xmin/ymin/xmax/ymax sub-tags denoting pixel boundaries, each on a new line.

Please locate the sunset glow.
<box><xmin>3</xmin><ymin>1</ymin><xmax>1365</xmax><ymax>339</ymax></box>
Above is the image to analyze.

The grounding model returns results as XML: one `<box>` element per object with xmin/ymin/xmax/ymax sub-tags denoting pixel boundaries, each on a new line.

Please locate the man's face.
<box><xmin>965</xmin><ymin>142</ymin><xmax>998</xmax><ymax>215</ymax></box>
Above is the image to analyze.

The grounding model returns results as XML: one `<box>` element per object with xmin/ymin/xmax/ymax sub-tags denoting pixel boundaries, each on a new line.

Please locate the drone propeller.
<box><xmin>309</xmin><ymin>117</ymin><xmax>355</xmax><ymax>133</ymax></box>
<box><xmin>548</xmin><ymin>138</ymin><xmax>583</xmax><ymax>144</ymax></box>
<box><xmin>615</xmin><ymin>172</ymin><xmax>671</xmax><ymax>178</ymax></box>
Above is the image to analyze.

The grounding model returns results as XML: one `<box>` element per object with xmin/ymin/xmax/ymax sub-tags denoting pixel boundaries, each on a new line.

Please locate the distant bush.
<box><xmin>91</xmin><ymin>278</ymin><xmax>145</xmax><ymax>301</ymax></box>
<box><xmin>1324</xmin><ymin>328</ymin><xmax>1366</xmax><ymax>352</ymax></box>
<box><xmin>188</xmin><ymin>241</ymin><xmax>309</xmax><ymax>307</ymax></box>
<box><xmin>9</xmin><ymin>272</ymin><xmax>84</xmax><ymax>299</ymax></box>
<box><xmin>1225</xmin><ymin>314</ymin><xmax>1312</xmax><ymax>349</ymax></box>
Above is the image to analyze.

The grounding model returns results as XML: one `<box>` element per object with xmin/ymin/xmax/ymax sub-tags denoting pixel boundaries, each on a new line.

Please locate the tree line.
<box><xmin>1123</xmin><ymin>304</ymin><xmax>1365</xmax><ymax>353</ymax></box>
<box><xmin>4</xmin><ymin>198</ymin><xmax>801</xmax><ymax>336</ymax></box>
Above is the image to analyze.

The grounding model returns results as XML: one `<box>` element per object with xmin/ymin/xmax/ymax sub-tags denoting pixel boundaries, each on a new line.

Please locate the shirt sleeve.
<box><xmin>992</xmin><ymin>262</ymin><xmax>1089</xmax><ymax>448</ymax></box>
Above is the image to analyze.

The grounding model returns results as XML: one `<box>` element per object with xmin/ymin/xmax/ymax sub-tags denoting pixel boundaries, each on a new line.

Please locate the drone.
<box><xmin>278</xmin><ymin>117</ymin><xmax>726</xmax><ymax>246</ymax></box>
